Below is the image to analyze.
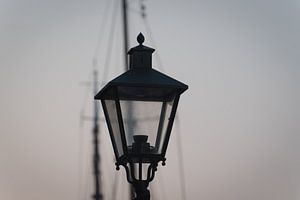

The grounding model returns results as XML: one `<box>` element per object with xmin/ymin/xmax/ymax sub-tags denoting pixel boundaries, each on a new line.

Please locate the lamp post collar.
<box><xmin>128</xmin><ymin>33</ymin><xmax>155</xmax><ymax>70</ymax></box>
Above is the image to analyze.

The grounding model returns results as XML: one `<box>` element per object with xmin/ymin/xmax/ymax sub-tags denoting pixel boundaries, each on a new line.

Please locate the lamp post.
<box><xmin>94</xmin><ymin>33</ymin><xmax>188</xmax><ymax>200</ymax></box>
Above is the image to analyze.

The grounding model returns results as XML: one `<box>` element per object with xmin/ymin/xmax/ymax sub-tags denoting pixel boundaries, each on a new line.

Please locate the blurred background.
<box><xmin>0</xmin><ymin>0</ymin><xmax>299</xmax><ymax>200</ymax></box>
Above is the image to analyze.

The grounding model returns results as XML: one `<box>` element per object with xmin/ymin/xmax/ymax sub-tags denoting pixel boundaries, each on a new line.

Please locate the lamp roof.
<box><xmin>95</xmin><ymin>33</ymin><xmax>188</xmax><ymax>100</ymax></box>
<box><xmin>94</xmin><ymin>68</ymin><xmax>188</xmax><ymax>99</ymax></box>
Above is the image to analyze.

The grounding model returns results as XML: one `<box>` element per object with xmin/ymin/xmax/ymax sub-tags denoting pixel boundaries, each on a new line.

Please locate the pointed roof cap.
<box><xmin>128</xmin><ymin>33</ymin><xmax>155</xmax><ymax>55</ymax></box>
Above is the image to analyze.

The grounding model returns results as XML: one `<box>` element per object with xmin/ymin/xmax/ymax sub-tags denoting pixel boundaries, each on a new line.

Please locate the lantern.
<box><xmin>95</xmin><ymin>33</ymin><xmax>188</xmax><ymax>200</ymax></box>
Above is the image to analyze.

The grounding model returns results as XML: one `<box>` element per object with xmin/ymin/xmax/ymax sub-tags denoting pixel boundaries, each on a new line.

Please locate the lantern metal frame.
<box><xmin>95</xmin><ymin>33</ymin><xmax>188</xmax><ymax>200</ymax></box>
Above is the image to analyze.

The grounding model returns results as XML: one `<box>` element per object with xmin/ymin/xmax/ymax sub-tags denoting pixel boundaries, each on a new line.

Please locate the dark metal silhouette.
<box><xmin>92</xmin><ymin>70</ymin><xmax>103</xmax><ymax>200</ymax></box>
<box><xmin>121</xmin><ymin>0</ymin><xmax>135</xmax><ymax>198</ymax></box>
<box><xmin>94</xmin><ymin>33</ymin><xmax>188</xmax><ymax>200</ymax></box>
<box><xmin>122</xmin><ymin>0</ymin><xmax>129</xmax><ymax>70</ymax></box>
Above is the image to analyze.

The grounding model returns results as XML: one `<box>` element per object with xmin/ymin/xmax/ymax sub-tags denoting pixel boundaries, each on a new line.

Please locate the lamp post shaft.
<box><xmin>133</xmin><ymin>182</ymin><xmax>150</xmax><ymax>200</ymax></box>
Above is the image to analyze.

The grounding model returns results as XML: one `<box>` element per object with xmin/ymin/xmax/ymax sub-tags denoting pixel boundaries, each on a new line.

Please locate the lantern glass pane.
<box><xmin>120</xmin><ymin>98</ymin><xmax>174</xmax><ymax>155</ymax></box>
<box><xmin>104</xmin><ymin>100</ymin><xmax>124</xmax><ymax>158</ymax></box>
<box><xmin>156</xmin><ymin>99</ymin><xmax>174</xmax><ymax>153</ymax></box>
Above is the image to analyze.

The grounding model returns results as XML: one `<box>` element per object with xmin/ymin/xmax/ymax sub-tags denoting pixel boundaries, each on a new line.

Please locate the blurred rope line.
<box><xmin>127</xmin><ymin>0</ymin><xmax>164</xmax><ymax>72</ymax></box>
<box><xmin>126</xmin><ymin>1</ymin><xmax>188</xmax><ymax>199</ymax></box>
<box><xmin>158</xmin><ymin>171</ymin><xmax>168</xmax><ymax>200</ymax></box>
<box><xmin>78</xmin><ymin>0</ymin><xmax>120</xmax><ymax>199</ymax></box>
<box><xmin>101</xmin><ymin>0</ymin><xmax>120</xmax><ymax>84</ymax></box>
<box><xmin>139</xmin><ymin>0</ymin><xmax>165</xmax><ymax>72</ymax></box>
<box><xmin>142</xmin><ymin>17</ymin><xmax>165</xmax><ymax>72</ymax></box>
<box><xmin>175</xmin><ymin>115</ymin><xmax>187</xmax><ymax>200</ymax></box>
<box><xmin>79</xmin><ymin>0</ymin><xmax>188</xmax><ymax>200</ymax></box>
<box><xmin>111</xmin><ymin>171</ymin><xmax>119</xmax><ymax>200</ymax></box>
<box><xmin>140</xmin><ymin>2</ymin><xmax>187</xmax><ymax>200</ymax></box>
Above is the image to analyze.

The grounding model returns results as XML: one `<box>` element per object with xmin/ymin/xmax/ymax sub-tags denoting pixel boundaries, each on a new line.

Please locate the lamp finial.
<box><xmin>137</xmin><ymin>32</ymin><xmax>145</xmax><ymax>45</ymax></box>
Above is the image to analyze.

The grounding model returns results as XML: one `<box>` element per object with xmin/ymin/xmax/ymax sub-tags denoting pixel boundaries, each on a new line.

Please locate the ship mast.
<box><xmin>87</xmin><ymin>1</ymin><xmax>186</xmax><ymax>199</ymax></box>
<box><xmin>121</xmin><ymin>1</ymin><xmax>135</xmax><ymax>199</ymax></box>
<box><xmin>92</xmin><ymin>68</ymin><xmax>102</xmax><ymax>200</ymax></box>
<box><xmin>122</xmin><ymin>0</ymin><xmax>129</xmax><ymax>70</ymax></box>
<box><xmin>89</xmin><ymin>1</ymin><xmax>131</xmax><ymax>199</ymax></box>
<box><xmin>90</xmin><ymin>1</ymin><xmax>145</xmax><ymax>199</ymax></box>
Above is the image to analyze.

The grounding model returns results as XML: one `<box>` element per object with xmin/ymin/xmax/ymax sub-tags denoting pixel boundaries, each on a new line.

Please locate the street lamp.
<box><xmin>94</xmin><ymin>33</ymin><xmax>188</xmax><ymax>200</ymax></box>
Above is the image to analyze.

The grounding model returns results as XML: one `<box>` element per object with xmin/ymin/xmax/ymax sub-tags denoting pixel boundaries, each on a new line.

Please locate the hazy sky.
<box><xmin>0</xmin><ymin>0</ymin><xmax>299</xmax><ymax>200</ymax></box>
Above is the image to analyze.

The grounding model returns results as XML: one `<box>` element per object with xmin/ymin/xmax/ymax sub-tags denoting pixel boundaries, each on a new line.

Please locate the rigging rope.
<box><xmin>92</xmin><ymin>0</ymin><xmax>114</xmax><ymax>71</ymax></box>
<box><xmin>142</xmin><ymin>18</ymin><xmax>164</xmax><ymax>72</ymax></box>
<box><xmin>139</xmin><ymin>1</ymin><xmax>164</xmax><ymax>72</ymax></box>
<box><xmin>78</xmin><ymin>0</ymin><xmax>120</xmax><ymax>200</ymax></box>
<box><xmin>175</xmin><ymin>115</ymin><xmax>188</xmax><ymax>200</ymax></box>
<box><xmin>101</xmin><ymin>0</ymin><xmax>120</xmax><ymax>83</ymax></box>
<box><xmin>77</xmin><ymin>121</ymin><xmax>85</xmax><ymax>200</ymax></box>
<box><xmin>111</xmin><ymin>171</ymin><xmax>119</xmax><ymax>200</ymax></box>
<box><xmin>157</xmin><ymin>172</ymin><xmax>168</xmax><ymax>200</ymax></box>
<box><xmin>139</xmin><ymin>2</ymin><xmax>188</xmax><ymax>200</ymax></box>
<box><xmin>79</xmin><ymin>1</ymin><xmax>188</xmax><ymax>200</ymax></box>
